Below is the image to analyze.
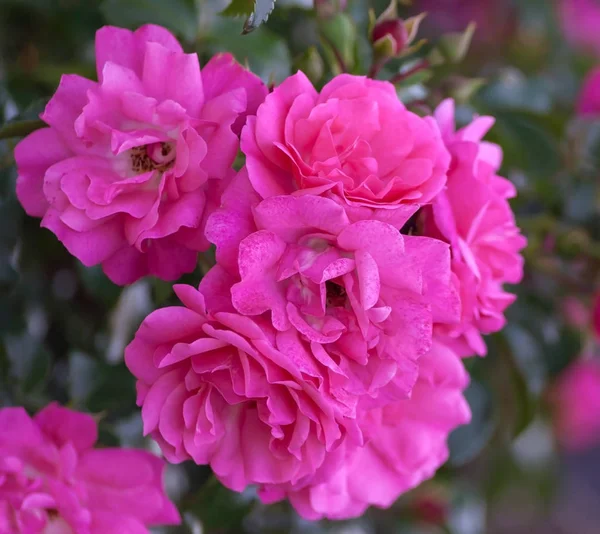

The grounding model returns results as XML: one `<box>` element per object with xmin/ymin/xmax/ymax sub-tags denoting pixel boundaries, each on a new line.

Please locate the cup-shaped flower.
<box><xmin>552</xmin><ymin>358</ymin><xmax>600</xmax><ymax>452</ymax></box>
<box><xmin>421</xmin><ymin>99</ymin><xmax>526</xmax><ymax>356</ymax></box>
<box><xmin>559</xmin><ymin>0</ymin><xmax>600</xmax><ymax>58</ymax></box>
<box><xmin>205</xmin><ymin>169</ymin><xmax>460</xmax><ymax>405</ymax></box>
<box><xmin>258</xmin><ymin>339</ymin><xmax>471</xmax><ymax>519</ymax></box>
<box><xmin>16</xmin><ymin>25</ymin><xmax>266</xmax><ymax>285</ymax></box>
<box><xmin>241</xmin><ymin>73</ymin><xmax>450</xmax><ymax>228</ymax></box>
<box><xmin>0</xmin><ymin>403</ymin><xmax>179</xmax><ymax>533</ymax></box>
<box><xmin>125</xmin><ymin>284</ymin><xmax>363</xmax><ymax>493</ymax></box>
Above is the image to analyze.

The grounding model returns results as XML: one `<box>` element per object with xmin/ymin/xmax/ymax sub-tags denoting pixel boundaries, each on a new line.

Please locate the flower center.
<box><xmin>326</xmin><ymin>280</ymin><xmax>347</xmax><ymax>308</ymax></box>
<box><xmin>130</xmin><ymin>142</ymin><xmax>176</xmax><ymax>174</ymax></box>
<box><xmin>400</xmin><ymin>210</ymin><xmax>422</xmax><ymax>236</ymax></box>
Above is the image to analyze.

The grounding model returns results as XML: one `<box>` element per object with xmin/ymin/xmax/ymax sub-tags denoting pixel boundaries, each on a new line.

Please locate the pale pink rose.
<box><xmin>15</xmin><ymin>25</ymin><xmax>267</xmax><ymax>285</ymax></box>
<box><xmin>259</xmin><ymin>339</ymin><xmax>471</xmax><ymax>519</ymax></box>
<box><xmin>125</xmin><ymin>284</ymin><xmax>362</xmax><ymax>493</ymax></box>
<box><xmin>559</xmin><ymin>0</ymin><xmax>600</xmax><ymax>57</ymax></box>
<box><xmin>0</xmin><ymin>403</ymin><xmax>179</xmax><ymax>534</ymax></box>
<box><xmin>205</xmin><ymin>168</ymin><xmax>460</xmax><ymax>405</ymax></box>
<box><xmin>577</xmin><ymin>67</ymin><xmax>600</xmax><ymax>116</ymax></box>
<box><xmin>241</xmin><ymin>72</ymin><xmax>450</xmax><ymax>228</ymax></box>
<box><xmin>552</xmin><ymin>359</ymin><xmax>600</xmax><ymax>452</ymax></box>
<box><xmin>422</xmin><ymin>99</ymin><xmax>526</xmax><ymax>356</ymax></box>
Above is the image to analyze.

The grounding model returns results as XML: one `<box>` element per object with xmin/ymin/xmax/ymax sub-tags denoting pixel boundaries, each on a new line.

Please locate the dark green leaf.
<box><xmin>69</xmin><ymin>351</ymin><xmax>101</xmax><ymax>405</ymax></box>
<box><xmin>207</xmin><ymin>19</ymin><xmax>291</xmax><ymax>82</ymax></box>
<box><xmin>0</xmin><ymin>196</ymin><xmax>23</xmax><ymax>248</ymax></box>
<box><xmin>0</xmin><ymin>248</ymin><xmax>18</xmax><ymax>295</ymax></box>
<box><xmin>85</xmin><ymin>361</ymin><xmax>137</xmax><ymax>416</ymax></box>
<box><xmin>8</xmin><ymin>98</ymin><xmax>49</xmax><ymax>122</ymax></box>
<box><xmin>490</xmin><ymin>332</ymin><xmax>539</xmax><ymax>438</ymax></box>
<box><xmin>69</xmin><ymin>352</ymin><xmax>136</xmax><ymax>416</ymax></box>
<box><xmin>100</xmin><ymin>0</ymin><xmax>198</xmax><ymax>42</ymax></box>
<box><xmin>448</xmin><ymin>379</ymin><xmax>496</xmax><ymax>466</ymax></box>
<box><xmin>186</xmin><ymin>477</ymin><xmax>253</xmax><ymax>531</ymax></box>
<box><xmin>77</xmin><ymin>264</ymin><xmax>122</xmax><ymax>308</ymax></box>
<box><xmin>318</xmin><ymin>13</ymin><xmax>357</xmax><ymax>73</ymax></box>
<box><xmin>5</xmin><ymin>335</ymin><xmax>52</xmax><ymax>393</ymax></box>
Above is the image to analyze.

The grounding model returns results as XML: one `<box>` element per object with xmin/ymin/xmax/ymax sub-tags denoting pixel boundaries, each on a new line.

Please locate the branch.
<box><xmin>0</xmin><ymin>120</ymin><xmax>46</xmax><ymax>140</ymax></box>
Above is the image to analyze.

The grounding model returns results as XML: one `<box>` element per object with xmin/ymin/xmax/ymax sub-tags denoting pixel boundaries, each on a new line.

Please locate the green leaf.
<box><xmin>221</xmin><ymin>0</ymin><xmax>277</xmax><ymax>34</ymax></box>
<box><xmin>221</xmin><ymin>0</ymin><xmax>254</xmax><ymax>17</ymax></box>
<box><xmin>77</xmin><ymin>264</ymin><xmax>121</xmax><ymax>308</ymax></box>
<box><xmin>490</xmin><ymin>110</ymin><xmax>561</xmax><ymax>180</ymax></box>
<box><xmin>69</xmin><ymin>352</ymin><xmax>137</xmax><ymax>416</ymax></box>
<box><xmin>243</xmin><ymin>0</ymin><xmax>276</xmax><ymax>34</ymax></box>
<box><xmin>8</xmin><ymin>98</ymin><xmax>49</xmax><ymax>123</ymax></box>
<box><xmin>295</xmin><ymin>46</ymin><xmax>325</xmax><ymax>85</ymax></box>
<box><xmin>5</xmin><ymin>335</ymin><xmax>52</xmax><ymax>394</ymax></box>
<box><xmin>100</xmin><ymin>0</ymin><xmax>198</xmax><ymax>42</ymax></box>
<box><xmin>448</xmin><ymin>379</ymin><xmax>496</xmax><ymax>466</ymax></box>
<box><xmin>318</xmin><ymin>13</ymin><xmax>357</xmax><ymax>74</ymax></box>
<box><xmin>86</xmin><ymin>362</ymin><xmax>137</xmax><ymax>416</ymax></box>
<box><xmin>207</xmin><ymin>19</ymin><xmax>291</xmax><ymax>82</ymax></box>
<box><xmin>0</xmin><ymin>247</ymin><xmax>18</xmax><ymax>296</ymax></box>
<box><xmin>186</xmin><ymin>477</ymin><xmax>253</xmax><ymax>531</ymax></box>
<box><xmin>437</xmin><ymin>22</ymin><xmax>476</xmax><ymax>64</ymax></box>
<box><xmin>491</xmin><ymin>332</ymin><xmax>538</xmax><ymax>438</ymax></box>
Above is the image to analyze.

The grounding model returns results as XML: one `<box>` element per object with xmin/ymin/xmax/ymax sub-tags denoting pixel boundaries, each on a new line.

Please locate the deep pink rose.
<box><xmin>559</xmin><ymin>0</ymin><xmax>600</xmax><ymax>57</ymax></box>
<box><xmin>241</xmin><ymin>73</ymin><xmax>450</xmax><ymax>228</ymax></box>
<box><xmin>422</xmin><ymin>100</ymin><xmax>526</xmax><ymax>356</ymax></box>
<box><xmin>0</xmin><ymin>404</ymin><xmax>179</xmax><ymax>534</ymax></box>
<box><xmin>552</xmin><ymin>359</ymin><xmax>600</xmax><ymax>451</ymax></box>
<box><xmin>259</xmin><ymin>339</ymin><xmax>471</xmax><ymax>519</ymax></box>
<box><xmin>205</xmin><ymin>168</ymin><xmax>460</xmax><ymax>405</ymax></box>
<box><xmin>125</xmin><ymin>284</ymin><xmax>362</xmax><ymax>493</ymax></box>
<box><xmin>15</xmin><ymin>25</ymin><xmax>266</xmax><ymax>285</ymax></box>
<box><xmin>577</xmin><ymin>67</ymin><xmax>600</xmax><ymax>116</ymax></box>
<box><xmin>593</xmin><ymin>292</ymin><xmax>600</xmax><ymax>339</ymax></box>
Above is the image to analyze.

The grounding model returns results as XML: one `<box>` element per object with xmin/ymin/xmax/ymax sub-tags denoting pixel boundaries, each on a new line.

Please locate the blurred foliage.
<box><xmin>1</xmin><ymin>0</ymin><xmax>600</xmax><ymax>533</ymax></box>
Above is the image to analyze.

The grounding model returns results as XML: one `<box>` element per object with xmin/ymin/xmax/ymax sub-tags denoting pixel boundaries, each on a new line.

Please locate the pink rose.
<box><xmin>421</xmin><ymin>99</ymin><xmax>526</xmax><ymax>356</ymax></box>
<box><xmin>552</xmin><ymin>359</ymin><xmax>600</xmax><ymax>452</ymax></box>
<box><xmin>593</xmin><ymin>292</ymin><xmax>600</xmax><ymax>339</ymax></box>
<box><xmin>241</xmin><ymin>73</ymin><xmax>450</xmax><ymax>227</ymax></box>
<box><xmin>125</xmin><ymin>284</ymin><xmax>362</xmax><ymax>493</ymax></box>
<box><xmin>259</xmin><ymin>339</ymin><xmax>471</xmax><ymax>519</ymax></box>
<box><xmin>563</xmin><ymin>296</ymin><xmax>590</xmax><ymax>330</ymax></box>
<box><xmin>205</xmin><ymin>169</ymin><xmax>460</xmax><ymax>404</ymax></box>
<box><xmin>414</xmin><ymin>0</ymin><xmax>516</xmax><ymax>46</ymax></box>
<box><xmin>577</xmin><ymin>67</ymin><xmax>600</xmax><ymax>116</ymax></box>
<box><xmin>0</xmin><ymin>403</ymin><xmax>179</xmax><ymax>533</ymax></box>
<box><xmin>15</xmin><ymin>25</ymin><xmax>267</xmax><ymax>285</ymax></box>
<box><xmin>559</xmin><ymin>0</ymin><xmax>600</xmax><ymax>57</ymax></box>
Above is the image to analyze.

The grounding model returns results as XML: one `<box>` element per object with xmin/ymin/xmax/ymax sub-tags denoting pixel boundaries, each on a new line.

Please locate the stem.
<box><xmin>390</xmin><ymin>59</ymin><xmax>430</xmax><ymax>84</ymax></box>
<box><xmin>0</xmin><ymin>119</ymin><xmax>46</xmax><ymax>140</ymax></box>
<box><xmin>367</xmin><ymin>58</ymin><xmax>386</xmax><ymax>79</ymax></box>
<box><xmin>320</xmin><ymin>33</ymin><xmax>348</xmax><ymax>74</ymax></box>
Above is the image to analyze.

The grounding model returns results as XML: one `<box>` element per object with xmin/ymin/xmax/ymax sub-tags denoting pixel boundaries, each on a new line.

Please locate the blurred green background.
<box><xmin>1</xmin><ymin>0</ymin><xmax>600</xmax><ymax>533</ymax></box>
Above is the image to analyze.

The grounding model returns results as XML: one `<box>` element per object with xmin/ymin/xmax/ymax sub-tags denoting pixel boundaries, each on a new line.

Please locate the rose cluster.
<box><xmin>14</xmin><ymin>25</ymin><xmax>525</xmax><ymax>521</ymax></box>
